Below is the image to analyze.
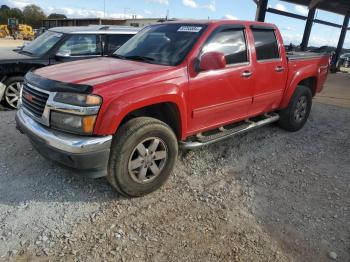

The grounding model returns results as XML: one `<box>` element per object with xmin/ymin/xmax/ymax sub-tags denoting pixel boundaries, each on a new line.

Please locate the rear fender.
<box><xmin>280</xmin><ymin>64</ymin><xmax>317</xmax><ymax>108</ymax></box>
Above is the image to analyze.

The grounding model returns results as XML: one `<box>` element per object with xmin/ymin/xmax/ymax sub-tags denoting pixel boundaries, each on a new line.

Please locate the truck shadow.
<box><xmin>0</xmin><ymin>112</ymin><xmax>120</xmax><ymax>204</ymax></box>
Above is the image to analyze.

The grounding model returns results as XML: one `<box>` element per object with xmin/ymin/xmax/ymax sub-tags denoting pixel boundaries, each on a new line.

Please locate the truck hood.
<box><xmin>35</xmin><ymin>57</ymin><xmax>173</xmax><ymax>86</ymax></box>
<box><xmin>0</xmin><ymin>47</ymin><xmax>33</xmax><ymax>61</ymax></box>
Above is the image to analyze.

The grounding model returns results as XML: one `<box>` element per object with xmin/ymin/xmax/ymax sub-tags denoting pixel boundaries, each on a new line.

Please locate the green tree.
<box><xmin>22</xmin><ymin>4</ymin><xmax>46</xmax><ymax>28</ymax></box>
<box><xmin>48</xmin><ymin>13</ymin><xmax>67</xmax><ymax>19</ymax></box>
<box><xmin>0</xmin><ymin>6</ymin><xmax>23</xmax><ymax>24</ymax></box>
<box><xmin>10</xmin><ymin>8</ymin><xmax>24</xmax><ymax>22</ymax></box>
<box><xmin>0</xmin><ymin>5</ymin><xmax>10</xmax><ymax>10</ymax></box>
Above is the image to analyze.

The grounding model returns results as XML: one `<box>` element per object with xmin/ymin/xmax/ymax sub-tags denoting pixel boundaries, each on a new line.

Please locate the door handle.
<box><xmin>241</xmin><ymin>71</ymin><xmax>253</xmax><ymax>78</ymax></box>
<box><xmin>275</xmin><ymin>66</ymin><xmax>285</xmax><ymax>72</ymax></box>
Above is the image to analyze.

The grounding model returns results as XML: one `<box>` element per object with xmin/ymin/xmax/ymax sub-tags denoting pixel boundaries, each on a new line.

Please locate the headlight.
<box><xmin>51</xmin><ymin>93</ymin><xmax>102</xmax><ymax>135</ymax></box>
<box><xmin>51</xmin><ymin>111</ymin><xmax>97</xmax><ymax>135</ymax></box>
<box><xmin>54</xmin><ymin>93</ymin><xmax>102</xmax><ymax>106</ymax></box>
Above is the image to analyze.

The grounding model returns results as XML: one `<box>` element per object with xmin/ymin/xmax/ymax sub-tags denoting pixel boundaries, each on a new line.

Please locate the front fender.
<box><xmin>94</xmin><ymin>83</ymin><xmax>187</xmax><ymax>139</ymax></box>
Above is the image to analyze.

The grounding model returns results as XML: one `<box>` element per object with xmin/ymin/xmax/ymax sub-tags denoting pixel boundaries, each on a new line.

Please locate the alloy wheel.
<box><xmin>294</xmin><ymin>95</ymin><xmax>308</xmax><ymax>123</ymax></box>
<box><xmin>5</xmin><ymin>82</ymin><xmax>22</xmax><ymax>109</ymax></box>
<box><xmin>128</xmin><ymin>137</ymin><xmax>168</xmax><ymax>184</ymax></box>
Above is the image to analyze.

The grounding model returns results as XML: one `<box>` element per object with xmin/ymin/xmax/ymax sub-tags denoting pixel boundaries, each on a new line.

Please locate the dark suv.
<box><xmin>337</xmin><ymin>53</ymin><xmax>350</xmax><ymax>68</ymax></box>
<box><xmin>0</xmin><ymin>25</ymin><xmax>140</xmax><ymax>108</ymax></box>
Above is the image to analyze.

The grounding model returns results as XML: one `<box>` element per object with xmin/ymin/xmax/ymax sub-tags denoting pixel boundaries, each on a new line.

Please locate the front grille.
<box><xmin>21</xmin><ymin>84</ymin><xmax>49</xmax><ymax>118</ymax></box>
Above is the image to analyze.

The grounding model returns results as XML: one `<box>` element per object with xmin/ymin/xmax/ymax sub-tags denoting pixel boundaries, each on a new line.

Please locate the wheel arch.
<box><xmin>119</xmin><ymin>102</ymin><xmax>183</xmax><ymax>140</ymax></box>
<box><xmin>280</xmin><ymin>73</ymin><xmax>318</xmax><ymax>109</ymax></box>
<box><xmin>94</xmin><ymin>94</ymin><xmax>187</xmax><ymax>140</ymax></box>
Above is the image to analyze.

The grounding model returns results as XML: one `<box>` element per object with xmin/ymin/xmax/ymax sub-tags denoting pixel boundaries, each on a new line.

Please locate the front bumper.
<box><xmin>16</xmin><ymin>109</ymin><xmax>113</xmax><ymax>178</ymax></box>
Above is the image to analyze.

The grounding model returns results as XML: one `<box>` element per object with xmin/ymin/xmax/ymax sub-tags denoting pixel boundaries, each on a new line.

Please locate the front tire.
<box><xmin>107</xmin><ymin>117</ymin><xmax>178</xmax><ymax>197</ymax></box>
<box><xmin>3</xmin><ymin>76</ymin><xmax>24</xmax><ymax>109</ymax></box>
<box><xmin>278</xmin><ymin>85</ymin><xmax>312</xmax><ymax>132</ymax></box>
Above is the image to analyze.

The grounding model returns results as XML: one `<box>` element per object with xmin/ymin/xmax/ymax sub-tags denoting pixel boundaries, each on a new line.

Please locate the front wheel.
<box><xmin>278</xmin><ymin>85</ymin><xmax>312</xmax><ymax>132</ymax></box>
<box><xmin>3</xmin><ymin>76</ymin><xmax>23</xmax><ymax>109</ymax></box>
<box><xmin>107</xmin><ymin>117</ymin><xmax>178</xmax><ymax>197</ymax></box>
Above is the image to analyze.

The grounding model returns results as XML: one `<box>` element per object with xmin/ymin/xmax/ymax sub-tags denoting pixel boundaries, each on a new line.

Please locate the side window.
<box><xmin>58</xmin><ymin>34</ymin><xmax>101</xmax><ymax>56</ymax></box>
<box><xmin>106</xmin><ymin>34</ymin><xmax>134</xmax><ymax>54</ymax></box>
<box><xmin>202</xmin><ymin>28</ymin><xmax>248</xmax><ymax>65</ymax></box>
<box><xmin>252</xmin><ymin>29</ymin><xmax>280</xmax><ymax>61</ymax></box>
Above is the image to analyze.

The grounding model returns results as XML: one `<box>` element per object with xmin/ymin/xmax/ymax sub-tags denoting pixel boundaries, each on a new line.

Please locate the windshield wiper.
<box><xmin>124</xmin><ymin>55</ymin><xmax>155</xmax><ymax>62</ymax></box>
<box><xmin>19</xmin><ymin>50</ymin><xmax>33</xmax><ymax>55</ymax></box>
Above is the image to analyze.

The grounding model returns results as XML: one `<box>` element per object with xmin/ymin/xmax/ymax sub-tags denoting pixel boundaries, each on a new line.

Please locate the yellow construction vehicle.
<box><xmin>0</xmin><ymin>23</ymin><xmax>34</xmax><ymax>40</ymax></box>
<box><xmin>0</xmin><ymin>25</ymin><xmax>10</xmax><ymax>38</ymax></box>
<box><xmin>16</xmin><ymin>24</ymin><xmax>34</xmax><ymax>41</ymax></box>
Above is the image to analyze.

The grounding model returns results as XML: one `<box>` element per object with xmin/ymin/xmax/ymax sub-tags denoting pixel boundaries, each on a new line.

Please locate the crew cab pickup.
<box><xmin>16</xmin><ymin>20</ymin><xmax>330</xmax><ymax>197</ymax></box>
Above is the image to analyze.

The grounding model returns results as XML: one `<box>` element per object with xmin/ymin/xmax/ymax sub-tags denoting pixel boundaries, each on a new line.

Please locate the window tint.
<box><xmin>252</xmin><ymin>29</ymin><xmax>280</xmax><ymax>61</ymax></box>
<box><xmin>106</xmin><ymin>34</ymin><xmax>134</xmax><ymax>54</ymax></box>
<box><xmin>202</xmin><ymin>29</ymin><xmax>248</xmax><ymax>65</ymax></box>
<box><xmin>58</xmin><ymin>34</ymin><xmax>101</xmax><ymax>56</ymax></box>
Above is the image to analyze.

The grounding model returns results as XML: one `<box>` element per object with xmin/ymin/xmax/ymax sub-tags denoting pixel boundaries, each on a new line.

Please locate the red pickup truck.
<box><xmin>16</xmin><ymin>20</ymin><xmax>329</xmax><ymax>196</ymax></box>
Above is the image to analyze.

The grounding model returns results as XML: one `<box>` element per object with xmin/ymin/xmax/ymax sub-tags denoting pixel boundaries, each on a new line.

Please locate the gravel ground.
<box><xmin>0</xmin><ymin>103</ymin><xmax>349</xmax><ymax>261</ymax></box>
<box><xmin>0</xmin><ymin>38</ymin><xmax>28</xmax><ymax>48</ymax></box>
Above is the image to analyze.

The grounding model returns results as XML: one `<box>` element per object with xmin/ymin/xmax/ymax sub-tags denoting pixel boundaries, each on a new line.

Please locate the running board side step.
<box><xmin>179</xmin><ymin>113</ymin><xmax>280</xmax><ymax>150</ymax></box>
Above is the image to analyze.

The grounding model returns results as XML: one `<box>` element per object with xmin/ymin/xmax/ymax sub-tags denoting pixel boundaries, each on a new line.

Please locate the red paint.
<box><xmin>199</xmin><ymin>52</ymin><xmax>226</xmax><ymax>71</ymax></box>
<box><xmin>34</xmin><ymin>20</ymin><xmax>330</xmax><ymax>140</ymax></box>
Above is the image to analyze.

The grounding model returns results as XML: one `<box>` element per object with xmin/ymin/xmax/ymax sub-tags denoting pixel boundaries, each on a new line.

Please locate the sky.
<box><xmin>1</xmin><ymin>0</ymin><xmax>349</xmax><ymax>48</ymax></box>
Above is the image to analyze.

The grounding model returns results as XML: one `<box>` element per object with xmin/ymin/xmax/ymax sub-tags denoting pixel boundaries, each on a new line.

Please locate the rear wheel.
<box><xmin>107</xmin><ymin>117</ymin><xmax>178</xmax><ymax>197</ymax></box>
<box><xmin>3</xmin><ymin>76</ymin><xmax>23</xmax><ymax>109</ymax></box>
<box><xmin>278</xmin><ymin>85</ymin><xmax>312</xmax><ymax>132</ymax></box>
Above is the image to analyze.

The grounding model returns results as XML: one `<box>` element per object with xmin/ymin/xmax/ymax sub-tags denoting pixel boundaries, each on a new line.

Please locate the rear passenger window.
<box><xmin>252</xmin><ymin>29</ymin><xmax>280</xmax><ymax>61</ymax></box>
<box><xmin>106</xmin><ymin>34</ymin><xmax>134</xmax><ymax>55</ymax></box>
<box><xmin>202</xmin><ymin>28</ymin><xmax>248</xmax><ymax>65</ymax></box>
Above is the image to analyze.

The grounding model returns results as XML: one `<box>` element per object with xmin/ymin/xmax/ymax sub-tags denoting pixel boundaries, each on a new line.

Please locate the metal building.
<box><xmin>254</xmin><ymin>0</ymin><xmax>350</xmax><ymax>71</ymax></box>
<box><xmin>43</xmin><ymin>18</ymin><xmax>163</xmax><ymax>30</ymax></box>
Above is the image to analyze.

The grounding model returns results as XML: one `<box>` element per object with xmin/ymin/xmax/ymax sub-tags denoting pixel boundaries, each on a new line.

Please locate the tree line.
<box><xmin>0</xmin><ymin>4</ymin><xmax>67</xmax><ymax>28</ymax></box>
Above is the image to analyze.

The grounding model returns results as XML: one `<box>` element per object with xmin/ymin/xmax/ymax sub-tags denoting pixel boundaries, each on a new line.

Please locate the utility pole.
<box><xmin>104</xmin><ymin>0</ymin><xmax>106</xmax><ymax>18</ymax></box>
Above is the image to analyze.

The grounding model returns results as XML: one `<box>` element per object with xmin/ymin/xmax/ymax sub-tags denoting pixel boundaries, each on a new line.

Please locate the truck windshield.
<box><xmin>22</xmin><ymin>31</ymin><xmax>63</xmax><ymax>56</ymax></box>
<box><xmin>113</xmin><ymin>24</ymin><xmax>206</xmax><ymax>66</ymax></box>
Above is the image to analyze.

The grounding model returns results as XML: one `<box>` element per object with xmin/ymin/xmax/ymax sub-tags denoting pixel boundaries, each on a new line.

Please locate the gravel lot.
<box><xmin>0</xmin><ymin>38</ymin><xmax>28</xmax><ymax>48</ymax></box>
<box><xmin>0</xmin><ymin>102</ymin><xmax>349</xmax><ymax>261</ymax></box>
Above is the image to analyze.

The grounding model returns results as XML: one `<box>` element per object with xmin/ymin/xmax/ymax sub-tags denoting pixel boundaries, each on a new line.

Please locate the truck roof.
<box><xmin>48</xmin><ymin>25</ymin><xmax>141</xmax><ymax>35</ymax></box>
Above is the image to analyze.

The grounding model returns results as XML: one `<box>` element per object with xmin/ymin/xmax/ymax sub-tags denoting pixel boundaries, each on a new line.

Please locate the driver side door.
<box><xmin>187</xmin><ymin>26</ymin><xmax>254</xmax><ymax>135</ymax></box>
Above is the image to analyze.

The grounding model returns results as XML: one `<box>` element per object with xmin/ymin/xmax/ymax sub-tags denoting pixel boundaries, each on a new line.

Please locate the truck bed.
<box><xmin>287</xmin><ymin>51</ymin><xmax>329</xmax><ymax>61</ymax></box>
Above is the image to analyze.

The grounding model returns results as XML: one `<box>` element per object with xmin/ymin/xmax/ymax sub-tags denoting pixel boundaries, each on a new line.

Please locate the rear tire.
<box><xmin>278</xmin><ymin>85</ymin><xmax>312</xmax><ymax>132</ymax></box>
<box><xmin>107</xmin><ymin>117</ymin><xmax>178</xmax><ymax>197</ymax></box>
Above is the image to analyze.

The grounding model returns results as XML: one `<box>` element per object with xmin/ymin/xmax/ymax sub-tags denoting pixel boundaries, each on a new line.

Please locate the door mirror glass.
<box><xmin>199</xmin><ymin>52</ymin><xmax>226</xmax><ymax>71</ymax></box>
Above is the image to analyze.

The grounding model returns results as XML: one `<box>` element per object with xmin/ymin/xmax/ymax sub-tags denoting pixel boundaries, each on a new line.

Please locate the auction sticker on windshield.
<box><xmin>177</xmin><ymin>26</ymin><xmax>203</xmax><ymax>33</ymax></box>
